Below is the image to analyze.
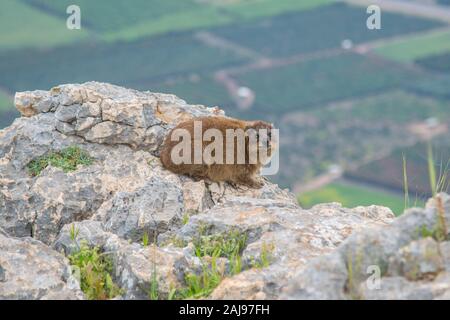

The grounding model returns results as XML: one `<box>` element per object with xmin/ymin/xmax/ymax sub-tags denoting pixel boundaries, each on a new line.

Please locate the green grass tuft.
<box><xmin>251</xmin><ymin>242</ymin><xmax>275</xmax><ymax>269</ymax></box>
<box><xmin>68</xmin><ymin>242</ymin><xmax>122</xmax><ymax>300</ymax></box>
<box><xmin>148</xmin><ymin>259</ymin><xmax>159</xmax><ymax>300</ymax></box>
<box><xmin>142</xmin><ymin>232</ymin><xmax>150</xmax><ymax>247</ymax></box>
<box><xmin>182</xmin><ymin>213</ymin><xmax>190</xmax><ymax>226</ymax></box>
<box><xmin>427</xmin><ymin>143</ymin><xmax>438</xmax><ymax>197</ymax></box>
<box><xmin>403</xmin><ymin>153</ymin><xmax>410</xmax><ymax>211</ymax></box>
<box><xmin>69</xmin><ymin>224</ymin><xmax>80</xmax><ymax>243</ymax></box>
<box><xmin>27</xmin><ymin>146</ymin><xmax>93</xmax><ymax>176</ymax></box>
<box><xmin>192</xmin><ymin>229</ymin><xmax>247</xmax><ymax>260</ymax></box>
<box><xmin>180</xmin><ymin>254</ymin><xmax>225</xmax><ymax>299</ymax></box>
<box><xmin>426</xmin><ymin>143</ymin><xmax>448</xmax><ymax>241</ymax></box>
<box><xmin>174</xmin><ymin>229</ymin><xmax>248</xmax><ymax>299</ymax></box>
<box><xmin>375</xmin><ymin>29</ymin><xmax>450</xmax><ymax>62</ymax></box>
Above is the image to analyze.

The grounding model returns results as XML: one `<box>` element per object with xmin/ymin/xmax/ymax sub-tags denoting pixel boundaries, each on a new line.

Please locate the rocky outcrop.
<box><xmin>283</xmin><ymin>194</ymin><xmax>450</xmax><ymax>300</ymax></box>
<box><xmin>0</xmin><ymin>230</ymin><xmax>83</xmax><ymax>300</ymax></box>
<box><xmin>0</xmin><ymin>82</ymin><xmax>448</xmax><ymax>300</ymax></box>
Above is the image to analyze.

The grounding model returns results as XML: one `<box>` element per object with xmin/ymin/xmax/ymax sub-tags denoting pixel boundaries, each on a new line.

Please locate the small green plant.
<box><xmin>345</xmin><ymin>253</ymin><xmax>363</xmax><ymax>300</ymax></box>
<box><xmin>193</xmin><ymin>229</ymin><xmax>247</xmax><ymax>260</ymax></box>
<box><xmin>167</xmin><ymin>287</ymin><xmax>178</xmax><ymax>300</ymax></box>
<box><xmin>252</xmin><ymin>242</ymin><xmax>275</xmax><ymax>269</ymax></box>
<box><xmin>437</xmin><ymin>160</ymin><xmax>450</xmax><ymax>195</ymax></box>
<box><xmin>148</xmin><ymin>264</ymin><xmax>159</xmax><ymax>300</ymax></box>
<box><xmin>416</xmin><ymin>224</ymin><xmax>446</xmax><ymax>241</ymax></box>
<box><xmin>229</xmin><ymin>252</ymin><xmax>242</xmax><ymax>275</ymax></box>
<box><xmin>142</xmin><ymin>232</ymin><xmax>149</xmax><ymax>247</ymax></box>
<box><xmin>69</xmin><ymin>224</ymin><xmax>80</xmax><ymax>243</ymax></box>
<box><xmin>426</xmin><ymin>143</ymin><xmax>448</xmax><ymax>241</ymax></box>
<box><xmin>27</xmin><ymin>146</ymin><xmax>93</xmax><ymax>176</ymax></box>
<box><xmin>402</xmin><ymin>154</ymin><xmax>424</xmax><ymax>210</ymax></box>
<box><xmin>144</xmin><ymin>232</ymin><xmax>162</xmax><ymax>300</ymax></box>
<box><xmin>68</xmin><ymin>242</ymin><xmax>122</xmax><ymax>300</ymax></box>
<box><xmin>182</xmin><ymin>213</ymin><xmax>190</xmax><ymax>226</ymax></box>
<box><xmin>175</xmin><ymin>229</ymin><xmax>248</xmax><ymax>299</ymax></box>
<box><xmin>428</xmin><ymin>143</ymin><xmax>438</xmax><ymax>197</ymax></box>
<box><xmin>161</xmin><ymin>235</ymin><xmax>187</xmax><ymax>248</ymax></box>
<box><xmin>344</xmin><ymin>249</ymin><xmax>366</xmax><ymax>300</ymax></box>
<box><xmin>419</xmin><ymin>225</ymin><xmax>435</xmax><ymax>239</ymax></box>
<box><xmin>426</xmin><ymin>143</ymin><xmax>449</xmax><ymax>195</ymax></box>
<box><xmin>180</xmin><ymin>253</ymin><xmax>225</xmax><ymax>299</ymax></box>
<box><xmin>402</xmin><ymin>153</ymin><xmax>410</xmax><ymax>211</ymax></box>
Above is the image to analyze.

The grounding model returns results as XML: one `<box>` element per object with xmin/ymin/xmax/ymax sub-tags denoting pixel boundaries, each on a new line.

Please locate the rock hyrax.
<box><xmin>160</xmin><ymin>116</ymin><xmax>276</xmax><ymax>188</ymax></box>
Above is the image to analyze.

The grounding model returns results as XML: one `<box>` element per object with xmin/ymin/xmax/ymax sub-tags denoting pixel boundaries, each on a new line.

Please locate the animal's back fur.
<box><xmin>160</xmin><ymin>116</ymin><xmax>272</xmax><ymax>187</ymax></box>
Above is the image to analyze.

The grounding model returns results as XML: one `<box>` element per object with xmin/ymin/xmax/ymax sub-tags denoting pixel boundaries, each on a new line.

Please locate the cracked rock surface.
<box><xmin>2</xmin><ymin>82</ymin><xmax>446</xmax><ymax>300</ymax></box>
<box><xmin>282</xmin><ymin>194</ymin><xmax>450</xmax><ymax>300</ymax></box>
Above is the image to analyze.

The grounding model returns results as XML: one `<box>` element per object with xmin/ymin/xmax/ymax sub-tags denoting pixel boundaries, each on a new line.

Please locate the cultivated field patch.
<box><xmin>234</xmin><ymin>53</ymin><xmax>422</xmax><ymax>116</ymax></box>
<box><xmin>211</xmin><ymin>3</ymin><xmax>443</xmax><ymax>58</ymax></box>
<box><xmin>0</xmin><ymin>32</ymin><xmax>249</xmax><ymax>92</ymax></box>
<box><xmin>298</xmin><ymin>181</ymin><xmax>407</xmax><ymax>216</ymax></box>
<box><xmin>0</xmin><ymin>1</ymin><xmax>89</xmax><ymax>51</ymax></box>
<box><xmin>374</xmin><ymin>29</ymin><xmax>450</xmax><ymax>62</ymax></box>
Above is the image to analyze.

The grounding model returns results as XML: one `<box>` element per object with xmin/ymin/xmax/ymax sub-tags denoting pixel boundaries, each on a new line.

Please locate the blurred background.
<box><xmin>1</xmin><ymin>0</ymin><xmax>450</xmax><ymax>215</ymax></box>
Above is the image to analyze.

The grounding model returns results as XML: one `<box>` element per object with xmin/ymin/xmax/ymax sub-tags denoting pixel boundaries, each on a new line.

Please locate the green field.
<box><xmin>314</xmin><ymin>90</ymin><xmax>450</xmax><ymax>124</ymax></box>
<box><xmin>151</xmin><ymin>76</ymin><xmax>234</xmax><ymax>108</ymax></box>
<box><xmin>25</xmin><ymin>0</ymin><xmax>231</xmax><ymax>42</ymax></box>
<box><xmin>0</xmin><ymin>91</ymin><xmax>13</xmax><ymax>111</ymax></box>
<box><xmin>0</xmin><ymin>32</ymin><xmax>248</xmax><ymax>92</ymax></box>
<box><xmin>374</xmin><ymin>29</ymin><xmax>450</xmax><ymax>62</ymax></box>
<box><xmin>221</xmin><ymin>0</ymin><xmax>334</xmax><ymax>19</ymax></box>
<box><xmin>235</xmin><ymin>53</ymin><xmax>422</xmax><ymax>116</ymax></box>
<box><xmin>23</xmin><ymin>0</ymin><xmax>200</xmax><ymax>32</ymax></box>
<box><xmin>103</xmin><ymin>0</ymin><xmax>335</xmax><ymax>42</ymax></box>
<box><xmin>274</xmin><ymin>90</ymin><xmax>450</xmax><ymax>188</ymax></box>
<box><xmin>408</xmin><ymin>74</ymin><xmax>450</xmax><ymax>99</ymax></box>
<box><xmin>22</xmin><ymin>0</ymin><xmax>336</xmax><ymax>42</ymax></box>
<box><xmin>212</xmin><ymin>3</ymin><xmax>442</xmax><ymax>58</ymax></box>
<box><xmin>0</xmin><ymin>91</ymin><xmax>16</xmax><ymax>129</ymax></box>
<box><xmin>298</xmin><ymin>181</ymin><xmax>410</xmax><ymax>216</ymax></box>
<box><xmin>0</xmin><ymin>0</ymin><xmax>89</xmax><ymax>51</ymax></box>
<box><xmin>416</xmin><ymin>51</ymin><xmax>450</xmax><ymax>73</ymax></box>
<box><xmin>103</xmin><ymin>6</ymin><xmax>232</xmax><ymax>42</ymax></box>
<box><xmin>347</xmin><ymin>141</ymin><xmax>450</xmax><ymax>198</ymax></box>
<box><xmin>0</xmin><ymin>109</ymin><xmax>19</xmax><ymax>129</ymax></box>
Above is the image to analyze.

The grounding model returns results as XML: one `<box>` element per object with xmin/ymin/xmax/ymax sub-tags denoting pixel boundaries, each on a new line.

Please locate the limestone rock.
<box><xmin>0</xmin><ymin>232</ymin><xmax>84</xmax><ymax>300</ymax></box>
<box><xmin>99</xmin><ymin>177</ymin><xmax>184</xmax><ymax>243</ymax></box>
<box><xmin>104</xmin><ymin>238</ymin><xmax>191</xmax><ymax>300</ymax></box>
<box><xmin>53</xmin><ymin>220</ymin><xmax>110</xmax><ymax>255</ymax></box>
<box><xmin>388</xmin><ymin>237</ymin><xmax>444</xmax><ymax>281</ymax></box>
<box><xmin>282</xmin><ymin>194</ymin><xmax>450</xmax><ymax>300</ymax></box>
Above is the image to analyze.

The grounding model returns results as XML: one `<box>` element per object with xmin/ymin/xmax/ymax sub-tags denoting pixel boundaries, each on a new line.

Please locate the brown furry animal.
<box><xmin>160</xmin><ymin>116</ymin><xmax>275</xmax><ymax>188</ymax></box>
